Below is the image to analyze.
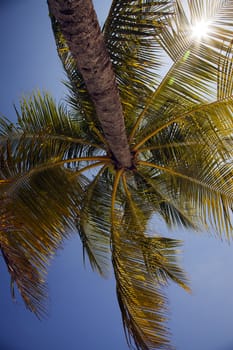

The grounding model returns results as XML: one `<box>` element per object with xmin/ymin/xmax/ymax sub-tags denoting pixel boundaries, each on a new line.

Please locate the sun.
<box><xmin>191</xmin><ymin>20</ymin><xmax>210</xmax><ymax>39</ymax></box>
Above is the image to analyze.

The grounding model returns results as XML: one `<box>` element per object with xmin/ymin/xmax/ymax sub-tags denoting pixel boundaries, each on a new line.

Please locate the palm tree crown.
<box><xmin>0</xmin><ymin>1</ymin><xmax>232</xmax><ymax>349</ymax></box>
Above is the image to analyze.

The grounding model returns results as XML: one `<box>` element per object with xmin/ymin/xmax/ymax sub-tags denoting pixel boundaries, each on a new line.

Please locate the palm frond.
<box><xmin>130</xmin><ymin>0</ymin><xmax>233</xmax><ymax>141</ymax></box>
<box><xmin>0</xmin><ymin>92</ymin><xmax>107</xmax><ymax>184</ymax></box>
<box><xmin>0</xmin><ymin>203</ymin><xmax>48</xmax><ymax>318</ymax></box>
<box><xmin>122</xmin><ymin>174</ymin><xmax>190</xmax><ymax>290</ymax></box>
<box><xmin>157</xmin><ymin>0</ymin><xmax>190</xmax><ymax>61</ymax></box>
<box><xmin>109</xmin><ymin>172</ymin><xmax>189</xmax><ymax>349</ymax></box>
<box><xmin>16</xmin><ymin>92</ymin><xmax>104</xmax><ymax>155</ymax></box>
<box><xmin>0</xmin><ymin>164</ymin><xmax>89</xmax><ymax>314</ymax></box>
<box><xmin>138</xmin><ymin>159</ymin><xmax>233</xmax><ymax>239</ymax></box>
<box><xmin>132</xmin><ymin>95</ymin><xmax>233</xmax><ymax>238</ymax></box>
<box><xmin>159</xmin><ymin>0</ymin><xmax>233</xmax><ymax>62</ymax></box>
<box><xmin>76</xmin><ymin>166</ymin><xmax>112</xmax><ymax>277</ymax></box>
<box><xmin>103</xmin><ymin>0</ymin><xmax>174</xmax><ymax>128</ymax></box>
<box><xmin>112</xmin><ymin>215</ymin><xmax>172</xmax><ymax>350</ymax></box>
<box><xmin>134</xmin><ymin>96</ymin><xmax>233</xmax><ymax>158</ymax></box>
<box><xmin>218</xmin><ymin>40</ymin><xmax>233</xmax><ymax>99</ymax></box>
<box><xmin>140</xmin><ymin>236</ymin><xmax>190</xmax><ymax>292</ymax></box>
<box><xmin>134</xmin><ymin>169</ymin><xmax>198</xmax><ymax>229</ymax></box>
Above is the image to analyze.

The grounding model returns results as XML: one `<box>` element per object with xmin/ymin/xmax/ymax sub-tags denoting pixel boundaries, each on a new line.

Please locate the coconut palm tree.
<box><xmin>1</xmin><ymin>0</ymin><xmax>233</xmax><ymax>349</ymax></box>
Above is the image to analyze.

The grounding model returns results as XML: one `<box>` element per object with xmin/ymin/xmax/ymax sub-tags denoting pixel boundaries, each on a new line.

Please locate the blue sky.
<box><xmin>0</xmin><ymin>1</ymin><xmax>233</xmax><ymax>350</ymax></box>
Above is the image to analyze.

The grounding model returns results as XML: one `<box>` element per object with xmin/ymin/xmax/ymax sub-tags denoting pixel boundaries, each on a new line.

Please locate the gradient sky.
<box><xmin>0</xmin><ymin>1</ymin><xmax>233</xmax><ymax>350</ymax></box>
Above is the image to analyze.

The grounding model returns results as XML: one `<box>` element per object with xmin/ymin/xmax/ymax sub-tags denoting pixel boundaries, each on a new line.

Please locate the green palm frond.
<box><xmin>128</xmin><ymin>0</ymin><xmax>233</xmax><ymax>142</ymax></box>
<box><xmin>112</xmin><ymin>211</ymin><xmax>171</xmax><ymax>350</ymax></box>
<box><xmin>134</xmin><ymin>169</ymin><xmax>198</xmax><ymax>229</ymax></box>
<box><xmin>0</xmin><ymin>203</ymin><xmax>48</xmax><ymax>318</ymax></box>
<box><xmin>159</xmin><ymin>0</ymin><xmax>233</xmax><ymax>62</ymax></box>
<box><xmin>134</xmin><ymin>94</ymin><xmax>233</xmax><ymax>157</ymax></box>
<box><xmin>111</xmin><ymin>210</ymin><xmax>189</xmax><ymax>349</ymax></box>
<box><xmin>0</xmin><ymin>166</ymin><xmax>88</xmax><ymax>316</ymax></box>
<box><xmin>130</xmin><ymin>93</ymin><xmax>233</xmax><ymax>239</ymax></box>
<box><xmin>188</xmin><ymin>0</ymin><xmax>231</xmax><ymax>24</ymax></box>
<box><xmin>76</xmin><ymin>166</ymin><xmax>112</xmax><ymax>277</ymax></box>
<box><xmin>16</xmin><ymin>92</ymin><xmax>104</xmax><ymax>155</ymax></box>
<box><xmin>2</xmin><ymin>1</ymin><xmax>233</xmax><ymax>348</ymax></box>
<box><xmin>0</xmin><ymin>92</ymin><xmax>112</xmax><ymax>313</ymax></box>
<box><xmin>121</xmin><ymin>174</ymin><xmax>190</xmax><ymax>290</ymax></box>
<box><xmin>136</xmin><ymin>101</ymin><xmax>233</xmax><ymax>168</ymax></box>
<box><xmin>103</xmin><ymin>0</ymin><xmax>174</xmax><ymax>126</ymax></box>
<box><xmin>141</xmin><ymin>236</ymin><xmax>190</xmax><ymax>292</ymax></box>
<box><xmin>157</xmin><ymin>0</ymin><xmax>190</xmax><ymax>62</ymax></box>
<box><xmin>138</xmin><ymin>159</ymin><xmax>233</xmax><ymax>239</ymax></box>
<box><xmin>0</xmin><ymin>93</ymin><xmax>107</xmax><ymax>182</ymax></box>
<box><xmin>109</xmin><ymin>171</ymin><xmax>189</xmax><ymax>349</ymax></box>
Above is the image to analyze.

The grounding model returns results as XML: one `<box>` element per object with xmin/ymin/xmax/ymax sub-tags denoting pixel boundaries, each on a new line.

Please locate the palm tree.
<box><xmin>1</xmin><ymin>0</ymin><xmax>233</xmax><ymax>349</ymax></box>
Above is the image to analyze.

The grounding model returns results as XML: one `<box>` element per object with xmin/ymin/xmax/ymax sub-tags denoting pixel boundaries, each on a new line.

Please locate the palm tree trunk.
<box><xmin>47</xmin><ymin>0</ymin><xmax>133</xmax><ymax>169</ymax></box>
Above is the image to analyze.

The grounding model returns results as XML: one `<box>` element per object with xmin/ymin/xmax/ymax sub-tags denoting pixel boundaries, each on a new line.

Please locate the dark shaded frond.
<box><xmin>0</xmin><ymin>204</ymin><xmax>48</xmax><ymax>318</ymax></box>
<box><xmin>0</xmin><ymin>166</ymin><xmax>87</xmax><ymax>315</ymax></box>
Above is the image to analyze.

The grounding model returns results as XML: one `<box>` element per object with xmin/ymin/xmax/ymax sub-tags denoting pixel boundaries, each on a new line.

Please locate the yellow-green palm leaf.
<box><xmin>1</xmin><ymin>0</ymin><xmax>233</xmax><ymax>349</ymax></box>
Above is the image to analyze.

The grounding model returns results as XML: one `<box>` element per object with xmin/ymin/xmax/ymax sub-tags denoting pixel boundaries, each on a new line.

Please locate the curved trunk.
<box><xmin>47</xmin><ymin>0</ymin><xmax>132</xmax><ymax>169</ymax></box>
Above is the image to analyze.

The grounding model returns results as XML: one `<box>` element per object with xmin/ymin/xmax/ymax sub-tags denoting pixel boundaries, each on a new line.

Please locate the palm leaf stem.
<box><xmin>122</xmin><ymin>174</ymin><xmax>130</xmax><ymax>200</ymax></box>
<box><xmin>79</xmin><ymin>163</ymin><xmax>110</xmax><ymax>276</ymax></box>
<box><xmin>121</xmin><ymin>173</ymin><xmax>144</xmax><ymax>231</ymax></box>
<box><xmin>0</xmin><ymin>133</ymin><xmax>104</xmax><ymax>150</ymax></box>
<box><xmin>138</xmin><ymin>160</ymin><xmax>233</xmax><ymax>199</ymax></box>
<box><xmin>29</xmin><ymin>155</ymin><xmax>109</xmax><ymax>171</ymax></box>
<box><xmin>89</xmin><ymin>124</ymin><xmax>109</xmax><ymax>148</ymax></box>
<box><xmin>43</xmin><ymin>134</ymin><xmax>106</xmax><ymax>150</ymax></box>
<box><xmin>6</xmin><ymin>156</ymin><xmax>110</xmax><ymax>196</ymax></box>
<box><xmin>70</xmin><ymin>161</ymin><xmax>107</xmax><ymax>179</ymax></box>
<box><xmin>139</xmin><ymin>141</ymin><xmax>202</xmax><ymax>152</ymax></box>
<box><xmin>111</xmin><ymin>169</ymin><xmax>124</xmax><ymax>223</ymax></box>
<box><xmin>0</xmin><ymin>179</ymin><xmax>11</xmax><ymax>184</ymax></box>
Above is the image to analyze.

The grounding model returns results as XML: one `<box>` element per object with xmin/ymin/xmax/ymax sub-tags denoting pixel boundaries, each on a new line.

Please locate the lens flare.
<box><xmin>191</xmin><ymin>20</ymin><xmax>210</xmax><ymax>39</ymax></box>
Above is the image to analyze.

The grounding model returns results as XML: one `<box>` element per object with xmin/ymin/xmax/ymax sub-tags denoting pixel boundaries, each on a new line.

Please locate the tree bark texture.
<box><xmin>48</xmin><ymin>0</ymin><xmax>133</xmax><ymax>169</ymax></box>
